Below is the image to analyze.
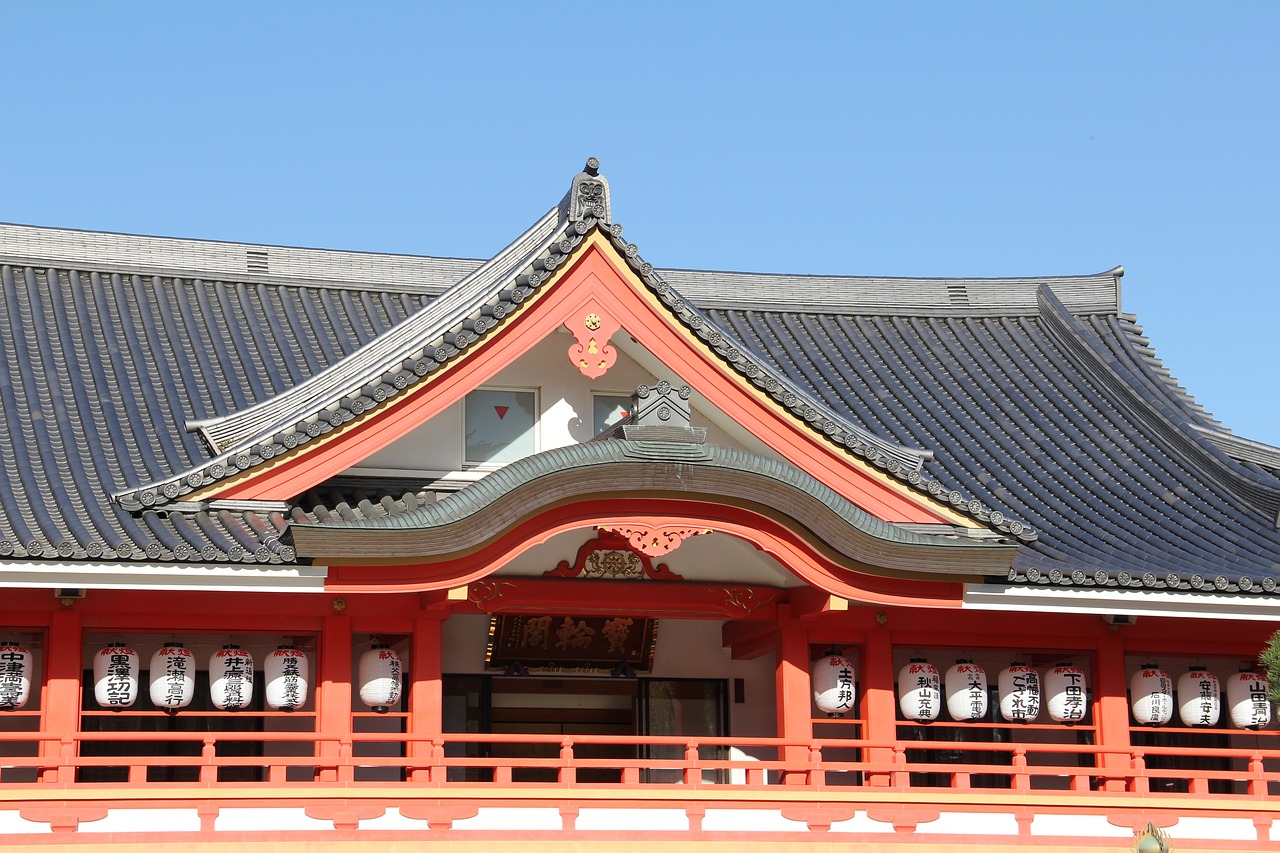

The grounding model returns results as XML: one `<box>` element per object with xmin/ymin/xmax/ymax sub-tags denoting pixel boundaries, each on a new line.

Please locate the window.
<box><xmin>464</xmin><ymin>389</ymin><xmax>537</xmax><ymax>468</ymax></box>
<box><xmin>592</xmin><ymin>393</ymin><xmax>632</xmax><ymax>436</ymax></box>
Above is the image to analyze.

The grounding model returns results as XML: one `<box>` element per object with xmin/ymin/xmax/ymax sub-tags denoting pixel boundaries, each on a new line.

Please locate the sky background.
<box><xmin>3</xmin><ymin>3</ymin><xmax>1277</xmax><ymax>445</ymax></box>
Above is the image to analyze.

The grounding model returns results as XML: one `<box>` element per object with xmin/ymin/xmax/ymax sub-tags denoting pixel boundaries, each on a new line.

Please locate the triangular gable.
<box><xmin>112</xmin><ymin>161</ymin><xmax>1034</xmax><ymax>542</ymax></box>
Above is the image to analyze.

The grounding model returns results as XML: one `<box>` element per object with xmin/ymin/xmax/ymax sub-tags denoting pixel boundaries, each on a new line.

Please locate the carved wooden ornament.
<box><xmin>597</xmin><ymin>523</ymin><xmax>711</xmax><ymax>557</ymax></box>
<box><xmin>566</xmin><ymin>301</ymin><xmax>619</xmax><ymax>379</ymax></box>
<box><xmin>544</xmin><ymin>529</ymin><xmax>683</xmax><ymax>580</ymax></box>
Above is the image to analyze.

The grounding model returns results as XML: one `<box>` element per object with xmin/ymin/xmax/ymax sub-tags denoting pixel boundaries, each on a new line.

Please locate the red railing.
<box><xmin>2</xmin><ymin>728</ymin><xmax>1279</xmax><ymax>798</ymax></box>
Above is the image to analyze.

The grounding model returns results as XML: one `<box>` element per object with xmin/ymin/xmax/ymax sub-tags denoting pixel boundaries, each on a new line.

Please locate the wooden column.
<box><xmin>40</xmin><ymin>607</ymin><xmax>82</xmax><ymax>783</ymax></box>
<box><xmin>1093</xmin><ymin>632</ymin><xmax>1132</xmax><ymax>792</ymax></box>
<box><xmin>409</xmin><ymin>614</ymin><xmax>445</xmax><ymax>782</ymax></box>
<box><xmin>316</xmin><ymin>613</ymin><xmax>353</xmax><ymax>782</ymax></box>
<box><xmin>861</xmin><ymin>622</ymin><xmax>897</xmax><ymax>786</ymax></box>
<box><xmin>775</xmin><ymin>605</ymin><xmax>812</xmax><ymax>784</ymax></box>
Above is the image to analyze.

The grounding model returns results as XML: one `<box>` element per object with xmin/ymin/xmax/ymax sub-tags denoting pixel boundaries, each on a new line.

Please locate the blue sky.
<box><xmin>3</xmin><ymin>3</ymin><xmax>1277</xmax><ymax>445</ymax></box>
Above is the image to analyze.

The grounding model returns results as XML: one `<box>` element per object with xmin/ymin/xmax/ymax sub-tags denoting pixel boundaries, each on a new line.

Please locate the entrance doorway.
<box><xmin>443</xmin><ymin>675</ymin><xmax>727</xmax><ymax>783</ymax></box>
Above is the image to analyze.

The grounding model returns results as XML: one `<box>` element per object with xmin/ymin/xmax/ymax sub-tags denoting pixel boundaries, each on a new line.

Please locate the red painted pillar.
<box><xmin>1093</xmin><ymin>632</ymin><xmax>1132</xmax><ymax>792</ymax></box>
<box><xmin>409</xmin><ymin>614</ymin><xmax>445</xmax><ymax>781</ymax></box>
<box><xmin>861</xmin><ymin>622</ymin><xmax>897</xmax><ymax>786</ymax></box>
<box><xmin>317</xmin><ymin>613</ymin><xmax>352</xmax><ymax>782</ymax></box>
<box><xmin>40</xmin><ymin>607</ymin><xmax>81</xmax><ymax>783</ymax></box>
<box><xmin>775</xmin><ymin>605</ymin><xmax>812</xmax><ymax>784</ymax></box>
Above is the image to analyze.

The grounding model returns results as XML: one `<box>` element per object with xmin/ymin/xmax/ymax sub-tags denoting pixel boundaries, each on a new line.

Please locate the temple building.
<box><xmin>1</xmin><ymin>160</ymin><xmax>1279</xmax><ymax>851</ymax></box>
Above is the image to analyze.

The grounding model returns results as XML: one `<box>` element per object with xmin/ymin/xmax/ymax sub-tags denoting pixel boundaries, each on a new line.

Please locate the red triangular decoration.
<box><xmin>494</xmin><ymin>406</ymin><xmax>509</xmax><ymax>420</ymax></box>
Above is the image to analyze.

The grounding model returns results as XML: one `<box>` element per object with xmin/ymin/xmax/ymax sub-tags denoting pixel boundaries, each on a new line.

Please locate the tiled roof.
<box><xmin>0</xmin><ymin>264</ymin><xmax>430</xmax><ymax>564</ymax></box>
<box><xmin>1</xmin><ymin>162</ymin><xmax>1279</xmax><ymax>598</ymax></box>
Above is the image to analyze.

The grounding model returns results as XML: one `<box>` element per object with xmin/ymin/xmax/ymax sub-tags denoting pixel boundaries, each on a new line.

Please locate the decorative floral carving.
<box><xmin>597</xmin><ymin>523</ymin><xmax>711</xmax><ymax>557</ymax></box>
<box><xmin>468</xmin><ymin>581</ymin><xmax>515</xmax><ymax>608</ymax></box>
<box><xmin>565</xmin><ymin>301</ymin><xmax>619</xmax><ymax>379</ymax></box>
<box><xmin>544</xmin><ymin>529</ymin><xmax>684</xmax><ymax>580</ymax></box>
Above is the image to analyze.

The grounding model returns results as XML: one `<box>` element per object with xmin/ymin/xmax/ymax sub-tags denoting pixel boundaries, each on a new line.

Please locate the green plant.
<box><xmin>1258</xmin><ymin>630</ymin><xmax>1280</xmax><ymax>703</ymax></box>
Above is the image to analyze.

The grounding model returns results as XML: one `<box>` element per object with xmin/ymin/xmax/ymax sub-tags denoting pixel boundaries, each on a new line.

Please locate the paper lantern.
<box><xmin>1045</xmin><ymin>663</ymin><xmax>1088</xmax><ymax>723</ymax></box>
<box><xmin>359</xmin><ymin>643</ymin><xmax>402</xmax><ymax>712</ymax></box>
<box><xmin>93</xmin><ymin>644</ymin><xmax>139</xmax><ymax>708</ymax></box>
<box><xmin>1227</xmin><ymin>668</ymin><xmax>1272</xmax><ymax>729</ymax></box>
<box><xmin>998</xmin><ymin>661</ymin><xmax>1041</xmax><ymax>723</ymax></box>
<box><xmin>0</xmin><ymin>642</ymin><xmax>33</xmax><ymax>710</ymax></box>
<box><xmin>1131</xmin><ymin>662</ymin><xmax>1173</xmax><ymax>726</ymax></box>
<box><xmin>898</xmin><ymin>657</ymin><xmax>940</xmax><ymax>722</ymax></box>
<box><xmin>209</xmin><ymin>644</ymin><xmax>255</xmax><ymax>711</ymax></box>
<box><xmin>1176</xmin><ymin>667</ymin><xmax>1220</xmax><ymax>727</ymax></box>
<box><xmin>265</xmin><ymin>644</ymin><xmax>309</xmax><ymax>711</ymax></box>
<box><xmin>945</xmin><ymin>658</ymin><xmax>988</xmax><ymax>721</ymax></box>
<box><xmin>149</xmin><ymin>642</ymin><xmax>195</xmax><ymax>711</ymax></box>
<box><xmin>812</xmin><ymin>649</ymin><xmax>856</xmax><ymax>717</ymax></box>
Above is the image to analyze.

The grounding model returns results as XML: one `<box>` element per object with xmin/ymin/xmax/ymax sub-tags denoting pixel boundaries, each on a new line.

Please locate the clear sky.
<box><xmin>3</xmin><ymin>3</ymin><xmax>1277</xmax><ymax>445</ymax></box>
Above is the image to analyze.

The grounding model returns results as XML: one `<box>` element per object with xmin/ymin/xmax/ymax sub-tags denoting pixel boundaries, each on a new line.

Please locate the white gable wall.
<box><xmin>350</xmin><ymin>330</ymin><xmax>757</xmax><ymax>479</ymax></box>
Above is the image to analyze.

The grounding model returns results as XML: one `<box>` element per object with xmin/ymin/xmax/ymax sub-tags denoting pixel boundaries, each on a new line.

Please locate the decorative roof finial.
<box><xmin>568</xmin><ymin>157</ymin><xmax>610</xmax><ymax>224</ymax></box>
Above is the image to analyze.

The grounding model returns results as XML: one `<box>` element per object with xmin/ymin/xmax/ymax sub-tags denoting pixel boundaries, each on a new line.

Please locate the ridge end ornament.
<box><xmin>568</xmin><ymin>158</ymin><xmax>611</xmax><ymax>224</ymax></box>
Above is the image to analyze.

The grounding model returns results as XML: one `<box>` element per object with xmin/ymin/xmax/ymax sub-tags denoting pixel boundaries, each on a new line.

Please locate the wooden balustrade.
<box><xmin>1</xmin><ymin>728</ymin><xmax>1278</xmax><ymax>799</ymax></box>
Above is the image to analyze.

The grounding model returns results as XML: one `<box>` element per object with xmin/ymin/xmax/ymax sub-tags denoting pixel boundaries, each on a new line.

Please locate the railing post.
<box><xmin>559</xmin><ymin>738</ymin><xmax>574</xmax><ymax>785</ymax></box>
<box><xmin>427</xmin><ymin>739</ymin><xmax>445</xmax><ymax>783</ymax></box>
<box><xmin>338</xmin><ymin>737</ymin><xmax>355</xmax><ymax>783</ymax></box>
<box><xmin>1130</xmin><ymin>751</ymin><xmax>1148</xmax><ymax>794</ymax></box>
<box><xmin>1012</xmin><ymin>747</ymin><xmax>1029</xmax><ymax>792</ymax></box>
<box><xmin>1248</xmin><ymin>753</ymin><xmax>1265</xmax><ymax>796</ymax></box>
<box><xmin>199</xmin><ymin>737</ymin><xmax>217</xmax><ymax>783</ymax></box>
<box><xmin>891</xmin><ymin>744</ymin><xmax>908</xmax><ymax>788</ymax></box>
<box><xmin>683</xmin><ymin>741</ymin><xmax>700</xmax><ymax>786</ymax></box>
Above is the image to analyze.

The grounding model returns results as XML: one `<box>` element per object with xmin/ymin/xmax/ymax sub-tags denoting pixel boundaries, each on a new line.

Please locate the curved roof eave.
<box><xmin>286</xmin><ymin>438</ymin><xmax>1018</xmax><ymax>579</ymax></box>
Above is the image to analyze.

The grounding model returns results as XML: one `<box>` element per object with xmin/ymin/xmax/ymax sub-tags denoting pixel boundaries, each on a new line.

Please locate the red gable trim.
<box><xmin>213</xmin><ymin>236</ymin><xmax>953</xmax><ymax>525</ymax></box>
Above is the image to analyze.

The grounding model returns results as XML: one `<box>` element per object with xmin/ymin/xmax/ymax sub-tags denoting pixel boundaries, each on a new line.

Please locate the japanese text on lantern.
<box><xmin>0</xmin><ymin>649</ymin><xmax>25</xmax><ymax>707</ymax></box>
<box><xmin>159</xmin><ymin>646</ymin><xmax>190</xmax><ymax>706</ymax></box>
<box><xmin>1057</xmin><ymin>667</ymin><xmax>1085</xmax><ymax>721</ymax></box>
<box><xmin>103</xmin><ymin>650</ymin><xmax>133</xmax><ymax>706</ymax></box>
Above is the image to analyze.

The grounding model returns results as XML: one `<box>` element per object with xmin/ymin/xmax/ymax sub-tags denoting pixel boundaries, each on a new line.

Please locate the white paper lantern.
<box><xmin>265</xmin><ymin>644</ymin><xmax>309</xmax><ymax>711</ymax></box>
<box><xmin>1227</xmin><ymin>669</ymin><xmax>1272</xmax><ymax>729</ymax></box>
<box><xmin>93</xmin><ymin>644</ymin><xmax>139</xmax><ymax>708</ymax></box>
<box><xmin>359</xmin><ymin>643</ymin><xmax>402</xmax><ymax>712</ymax></box>
<box><xmin>1045</xmin><ymin>663</ymin><xmax>1088</xmax><ymax>723</ymax></box>
<box><xmin>149</xmin><ymin>642</ymin><xmax>195</xmax><ymax>711</ymax></box>
<box><xmin>1176</xmin><ymin>667</ymin><xmax>1220</xmax><ymax>727</ymax></box>
<box><xmin>812</xmin><ymin>650</ymin><xmax>856</xmax><ymax>717</ymax></box>
<box><xmin>945</xmin><ymin>658</ymin><xmax>988</xmax><ymax>721</ymax></box>
<box><xmin>209</xmin><ymin>644</ymin><xmax>255</xmax><ymax>711</ymax></box>
<box><xmin>1131</xmin><ymin>662</ymin><xmax>1173</xmax><ymax>726</ymax></box>
<box><xmin>998</xmin><ymin>661</ymin><xmax>1041</xmax><ymax>723</ymax></box>
<box><xmin>898</xmin><ymin>657</ymin><xmax>940</xmax><ymax>722</ymax></box>
<box><xmin>0</xmin><ymin>642</ymin><xmax>33</xmax><ymax>710</ymax></box>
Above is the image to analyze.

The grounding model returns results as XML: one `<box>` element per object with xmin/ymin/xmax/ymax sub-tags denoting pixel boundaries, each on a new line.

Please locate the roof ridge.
<box><xmin>665</xmin><ymin>265</ymin><xmax>1123</xmax><ymax>317</ymax></box>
